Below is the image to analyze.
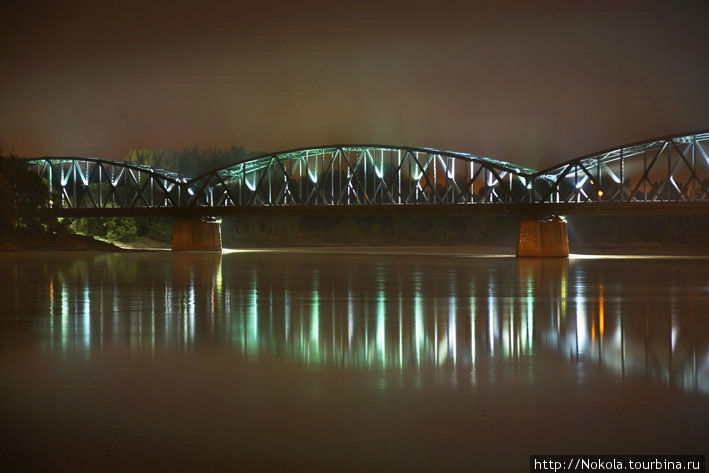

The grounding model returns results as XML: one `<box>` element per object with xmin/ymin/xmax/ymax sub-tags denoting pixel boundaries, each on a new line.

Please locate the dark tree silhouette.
<box><xmin>0</xmin><ymin>147</ymin><xmax>55</xmax><ymax>236</ymax></box>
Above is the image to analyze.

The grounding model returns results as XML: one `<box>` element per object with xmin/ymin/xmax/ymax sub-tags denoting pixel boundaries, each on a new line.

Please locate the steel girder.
<box><xmin>27</xmin><ymin>157</ymin><xmax>190</xmax><ymax>209</ymax></box>
<box><xmin>530</xmin><ymin>131</ymin><xmax>709</xmax><ymax>204</ymax></box>
<box><xmin>24</xmin><ymin>132</ymin><xmax>709</xmax><ymax>211</ymax></box>
<box><xmin>185</xmin><ymin>145</ymin><xmax>536</xmax><ymax>208</ymax></box>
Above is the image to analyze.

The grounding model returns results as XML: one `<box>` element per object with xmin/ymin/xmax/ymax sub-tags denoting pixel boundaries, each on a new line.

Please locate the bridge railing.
<box><xmin>529</xmin><ymin>132</ymin><xmax>709</xmax><ymax>204</ymax></box>
<box><xmin>184</xmin><ymin>145</ymin><xmax>537</xmax><ymax>208</ymax></box>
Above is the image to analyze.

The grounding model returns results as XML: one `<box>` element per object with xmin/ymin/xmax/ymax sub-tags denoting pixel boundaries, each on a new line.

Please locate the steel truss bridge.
<box><xmin>28</xmin><ymin>131</ymin><xmax>709</xmax><ymax>217</ymax></box>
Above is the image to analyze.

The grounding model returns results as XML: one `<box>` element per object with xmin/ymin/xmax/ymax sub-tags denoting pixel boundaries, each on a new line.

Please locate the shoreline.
<box><xmin>0</xmin><ymin>234</ymin><xmax>124</xmax><ymax>251</ymax></box>
<box><xmin>1</xmin><ymin>236</ymin><xmax>707</xmax><ymax>257</ymax></box>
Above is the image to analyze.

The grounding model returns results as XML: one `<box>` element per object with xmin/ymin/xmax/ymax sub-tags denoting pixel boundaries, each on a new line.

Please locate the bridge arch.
<box><xmin>529</xmin><ymin>130</ymin><xmax>709</xmax><ymax>204</ymax></box>
<box><xmin>24</xmin><ymin>131</ymin><xmax>709</xmax><ymax>211</ymax></box>
<box><xmin>28</xmin><ymin>157</ymin><xmax>192</xmax><ymax>209</ymax></box>
<box><xmin>184</xmin><ymin>144</ymin><xmax>539</xmax><ymax>208</ymax></box>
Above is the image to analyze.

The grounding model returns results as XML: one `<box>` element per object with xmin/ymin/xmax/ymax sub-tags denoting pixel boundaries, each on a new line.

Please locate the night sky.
<box><xmin>1</xmin><ymin>0</ymin><xmax>708</xmax><ymax>169</ymax></box>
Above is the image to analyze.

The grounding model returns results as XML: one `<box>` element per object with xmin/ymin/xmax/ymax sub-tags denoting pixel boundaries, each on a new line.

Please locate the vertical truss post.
<box><xmin>72</xmin><ymin>161</ymin><xmax>77</xmax><ymax>208</ymax></box>
<box><xmin>268</xmin><ymin>161</ymin><xmax>272</xmax><ymax>205</ymax></box>
<box><xmin>60</xmin><ymin>165</ymin><xmax>65</xmax><ymax>207</ymax></box>
<box><xmin>299</xmin><ymin>157</ymin><xmax>303</xmax><ymax>203</ymax></box>
<box><xmin>322</xmin><ymin>151</ymin><xmax>327</xmax><ymax>204</ymax></box>
<box><xmin>508</xmin><ymin>169</ymin><xmax>512</xmax><ymax>203</ymax></box>
<box><xmin>123</xmin><ymin>165</ymin><xmax>128</xmax><ymax>207</ymax></box>
<box><xmin>98</xmin><ymin>165</ymin><xmax>103</xmax><ymax>207</ymax></box>
<box><xmin>574</xmin><ymin>165</ymin><xmax>578</xmax><ymax>203</ymax></box>
<box><xmin>110</xmin><ymin>165</ymin><xmax>115</xmax><ymax>207</ymax></box>
<box><xmin>398</xmin><ymin>150</ymin><xmax>401</xmax><ymax>204</ymax></box>
<box><xmin>415</xmin><ymin>152</ymin><xmax>420</xmax><ymax>202</ymax></box>
<box><xmin>380</xmin><ymin>149</ymin><xmax>384</xmax><ymax>203</ymax></box>
<box><xmin>433</xmin><ymin>154</ymin><xmax>437</xmax><ymax>203</ymax></box>
<box><xmin>47</xmin><ymin>162</ymin><xmax>53</xmax><ymax>201</ymax></box>
<box><xmin>330</xmin><ymin>152</ymin><xmax>334</xmax><ymax>205</ymax></box>
<box><xmin>691</xmin><ymin>137</ymin><xmax>696</xmax><ymax>200</ymax></box>
<box><xmin>596</xmin><ymin>158</ymin><xmax>601</xmax><ymax>202</ymax></box>
<box><xmin>240</xmin><ymin>168</ymin><xmax>244</xmax><ymax>206</ymax></box>
<box><xmin>620</xmin><ymin>148</ymin><xmax>624</xmax><ymax>202</ymax></box>
<box><xmin>346</xmin><ymin>153</ymin><xmax>351</xmax><ymax>205</ymax></box>
<box><xmin>665</xmin><ymin>140</ymin><xmax>672</xmax><ymax>202</ymax></box>
<box><xmin>643</xmin><ymin>150</ymin><xmax>647</xmax><ymax>201</ymax></box>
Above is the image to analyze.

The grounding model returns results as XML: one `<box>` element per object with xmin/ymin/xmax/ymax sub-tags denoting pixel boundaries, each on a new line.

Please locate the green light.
<box><xmin>415</xmin><ymin>292</ymin><xmax>423</xmax><ymax>366</ymax></box>
<box><xmin>448</xmin><ymin>298</ymin><xmax>456</xmax><ymax>366</ymax></box>
<box><xmin>377</xmin><ymin>290</ymin><xmax>386</xmax><ymax>367</ymax></box>
<box><xmin>61</xmin><ymin>283</ymin><xmax>68</xmax><ymax>351</ymax></box>
<box><xmin>309</xmin><ymin>288</ymin><xmax>319</xmax><ymax>362</ymax></box>
<box><xmin>83</xmin><ymin>284</ymin><xmax>90</xmax><ymax>350</ymax></box>
<box><xmin>247</xmin><ymin>271</ymin><xmax>258</xmax><ymax>355</ymax></box>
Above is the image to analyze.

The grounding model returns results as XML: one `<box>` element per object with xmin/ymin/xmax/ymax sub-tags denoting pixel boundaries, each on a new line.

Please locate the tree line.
<box><xmin>123</xmin><ymin>145</ymin><xmax>261</xmax><ymax>177</ymax></box>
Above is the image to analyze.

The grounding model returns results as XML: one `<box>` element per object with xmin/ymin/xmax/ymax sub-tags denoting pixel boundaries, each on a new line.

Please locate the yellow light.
<box><xmin>591</xmin><ymin>316</ymin><xmax>596</xmax><ymax>342</ymax></box>
<box><xmin>599</xmin><ymin>284</ymin><xmax>604</xmax><ymax>339</ymax></box>
<box><xmin>597</xmin><ymin>190</ymin><xmax>604</xmax><ymax>197</ymax></box>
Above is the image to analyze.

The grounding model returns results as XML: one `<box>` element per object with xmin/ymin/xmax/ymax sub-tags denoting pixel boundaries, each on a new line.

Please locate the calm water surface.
<box><xmin>1</xmin><ymin>249</ymin><xmax>708</xmax><ymax>472</ymax></box>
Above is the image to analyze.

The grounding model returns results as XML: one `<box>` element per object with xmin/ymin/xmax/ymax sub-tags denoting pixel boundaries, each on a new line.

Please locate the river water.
<box><xmin>1</xmin><ymin>249</ymin><xmax>708</xmax><ymax>472</ymax></box>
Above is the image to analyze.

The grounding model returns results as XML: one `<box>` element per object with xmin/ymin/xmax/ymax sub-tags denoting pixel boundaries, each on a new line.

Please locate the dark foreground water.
<box><xmin>1</xmin><ymin>249</ymin><xmax>708</xmax><ymax>472</ymax></box>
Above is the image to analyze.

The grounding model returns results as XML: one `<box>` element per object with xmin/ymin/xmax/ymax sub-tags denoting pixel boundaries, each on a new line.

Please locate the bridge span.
<box><xmin>28</xmin><ymin>130</ymin><xmax>709</xmax><ymax>255</ymax></box>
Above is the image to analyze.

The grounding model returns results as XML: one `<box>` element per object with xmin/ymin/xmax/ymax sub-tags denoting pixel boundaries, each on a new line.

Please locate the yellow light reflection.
<box><xmin>599</xmin><ymin>283</ymin><xmax>605</xmax><ymax>340</ymax></box>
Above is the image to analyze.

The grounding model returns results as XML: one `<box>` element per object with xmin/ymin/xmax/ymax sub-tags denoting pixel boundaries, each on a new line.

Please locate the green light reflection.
<box><xmin>30</xmin><ymin>254</ymin><xmax>706</xmax><ymax>394</ymax></box>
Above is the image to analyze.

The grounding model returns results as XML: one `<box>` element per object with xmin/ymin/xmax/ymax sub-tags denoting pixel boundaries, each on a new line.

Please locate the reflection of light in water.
<box><xmin>574</xmin><ymin>270</ymin><xmax>587</xmax><ymax>357</ymax></box>
<box><xmin>61</xmin><ymin>283</ymin><xmax>68</xmax><ymax>349</ymax></box>
<box><xmin>248</xmin><ymin>270</ymin><xmax>258</xmax><ymax>355</ymax></box>
<box><xmin>185</xmin><ymin>281</ymin><xmax>195</xmax><ymax>347</ymax></box>
<box><xmin>448</xmin><ymin>296</ymin><xmax>456</xmax><ymax>366</ymax></box>
<box><xmin>164</xmin><ymin>283</ymin><xmax>172</xmax><ymax>344</ymax></box>
<box><xmin>348</xmin><ymin>287</ymin><xmax>354</xmax><ymax>348</ymax></box>
<box><xmin>35</xmin><ymin>253</ymin><xmax>709</xmax><ymax>395</ymax></box>
<box><xmin>434</xmin><ymin>296</ymin><xmax>439</xmax><ymax>365</ymax></box>
<box><xmin>415</xmin><ymin>290</ymin><xmax>423</xmax><ymax>366</ymax></box>
<box><xmin>599</xmin><ymin>283</ymin><xmax>604</xmax><ymax>340</ymax></box>
<box><xmin>215</xmin><ymin>257</ymin><xmax>222</xmax><ymax>298</ymax></box>
<box><xmin>377</xmin><ymin>290</ymin><xmax>385</xmax><ymax>367</ymax></box>
<box><xmin>470</xmin><ymin>291</ymin><xmax>476</xmax><ymax>365</ymax></box>
<box><xmin>670</xmin><ymin>297</ymin><xmax>678</xmax><ymax>352</ymax></box>
<box><xmin>560</xmin><ymin>271</ymin><xmax>567</xmax><ymax>321</ymax></box>
<box><xmin>284</xmin><ymin>289</ymin><xmax>290</xmax><ymax>342</ymax></box>
<box><xmin>49</xmin><ymin>278</ymin><xmax>54</xmax><ymax>348</ymax></box>
<box><xmin>526</xmin><ymin>272</ymin><xmax>533</xmax><ymax>352</ymax></box>
<box><xmin>309</xmin><ymin>287</ymin><xmax>319</xmax><ymax>363</ymax></box>
<box><xmin>576</xmin><ymin>295</ymin><xmax>587</xmax><ymax>356</ymax></box>
<box><xmin>398</xmin><ymin>289</ymin><xmax>403</xmax><ymax>369</ymax></box>
<box><xmin>488</xmin><ymin>290</ymin><xmax>496</xmax><ymax>356</ymax></box>
<box><xmin>82</xmin><ymin>281</ymin><xmax>90</xmax><ymax>350</ymax></box>
<box><xmin>150</xmin><ymin>286</ymin><xmax>155</xmax><ymax>353</ymax></box>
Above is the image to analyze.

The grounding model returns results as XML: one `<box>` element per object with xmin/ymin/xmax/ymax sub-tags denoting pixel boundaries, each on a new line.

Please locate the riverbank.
<box><xmin>0</xmin><ymin>234</ymin><xmax>123</xmax><ymax>251</ymax></box>
<box><xmin>569</xmin><ymin>242</ymin><xmax>709</xmax><ymax>256</ymax></box>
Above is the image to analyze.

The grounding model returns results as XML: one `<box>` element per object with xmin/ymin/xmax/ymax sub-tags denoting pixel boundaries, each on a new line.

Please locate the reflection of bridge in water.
<box><xmin>24</xmin><ymin>252</ymin><xmax>709</xmax><ymax>394</ymax></box>
<box><xmin>27</xmin><ymin>131</ymin><xmax>709</xmax><ymax>255</ymax></box>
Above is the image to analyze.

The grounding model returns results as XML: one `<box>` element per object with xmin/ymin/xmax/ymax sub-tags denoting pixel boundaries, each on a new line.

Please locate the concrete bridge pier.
<box><xmin>172</xmin><ymin>218</ymin><xmax>222</xmax><ymax>251</ymax></box>
<box><xmin>516</xmin><ymin>216</ymin><xmax>569</xmax><ymax>258</ymax></box>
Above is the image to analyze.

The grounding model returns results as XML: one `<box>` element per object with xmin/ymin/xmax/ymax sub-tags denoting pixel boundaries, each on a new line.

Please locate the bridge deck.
<box><xmin>43</xmin><ymin>202</ymin><xmax>709</xmax><ymax>218</ymax></box>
